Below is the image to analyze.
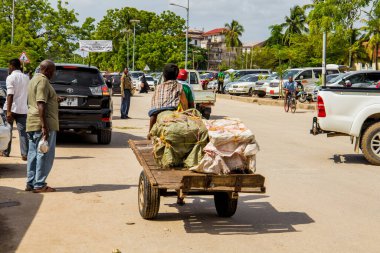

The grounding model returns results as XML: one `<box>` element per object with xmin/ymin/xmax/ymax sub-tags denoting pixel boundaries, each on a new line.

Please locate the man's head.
<box><xmin>39</xmin><ymin>60</ymin><xmax>56</xmax><ymax>80</ymax></box>
<box><xmin>177</xmin><ymin>69</ymin><xmax>188</xmax><ymax>81</ymax></box>
<box><xmin>9</xmin><ymin>58</ymin><xmax>21</xmax><ymax>73</ymax></box>
<box><xmin>123</xmin><ymin>68</ymin><xmax>129</xmax><ymax>75</ymax></box>
<box><xmin>288</xmin><ymin>76</ymin><xmax>293</xmax><ymax>82</ymax></box>
<box><xmin>163</xmin><ymin>63</ymin><xmax>179</xmax><ymax>81</ymax></box>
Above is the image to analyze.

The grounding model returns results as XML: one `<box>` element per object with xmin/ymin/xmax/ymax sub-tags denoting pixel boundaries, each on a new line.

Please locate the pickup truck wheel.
<box><xmin>362</xmin><ymin>122</ymin><xmax>380</xmax><ymax>165</ymax></box>
<box><xmin>97</xmin><ymin>129</ymin><xmax>112</xmax><ymax>145</ymax></box>
<box><xmin>214</xmin><ymin>192</ymin><xmax>238</xmax><ymax>217</ymax></box>
<box><xmin>138</xmin><ymin>171</ymin><xmax>160</xmax><ymax>219</ymax></box>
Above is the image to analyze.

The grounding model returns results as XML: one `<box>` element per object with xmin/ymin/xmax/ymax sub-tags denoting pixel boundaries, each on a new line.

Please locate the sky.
<box><xmin>49</xmin><ymin>0</ymin><xmax>312</xmax><ymax>43</ymax></box>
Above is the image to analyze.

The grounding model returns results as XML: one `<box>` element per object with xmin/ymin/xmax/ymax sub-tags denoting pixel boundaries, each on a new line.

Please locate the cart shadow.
<box><xmin>158</xmin><ymin>195</ymin><xmax>314</xmax><ymax>235</ymax></box>
<box><xmin>331</xmin><ymin>154</ymin><xmax>371</xmax><ymax>165</ymax></box>
<box><xmin>57</xmin><ymin>131</ymin><xmax>145</xmax><ymax>148</ymax></box>
<box><xmin>55</xmin><ymin>184</ymin><xmax>137</xmax><ymax>194</ymax></box>
<box><xmin>0</xmin><ymin>186</ymin><xmax>43</xmax><ymax>252</ymax></box>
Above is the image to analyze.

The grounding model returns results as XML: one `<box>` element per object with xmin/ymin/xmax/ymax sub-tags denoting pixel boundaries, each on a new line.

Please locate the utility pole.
<box><xmin>170</xmin><ymin>0</ymin><xmax>189</xmax><ymax>69</ymax></box>
<box><xmin>130</xmin><ymin>19</ymin><xmax>140</xmax><ymax>71</ymax></box>
<box><xmin>11</xmin><ymin>0</ymin><xmax>15</xmax><ymax>45</ymax></box>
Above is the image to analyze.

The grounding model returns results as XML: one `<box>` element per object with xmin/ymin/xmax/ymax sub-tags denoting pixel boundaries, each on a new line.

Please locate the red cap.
<box><xmin>177</xmin><ymin>69</ymin><xmax>188</xmax><ymax>81</ymax></box>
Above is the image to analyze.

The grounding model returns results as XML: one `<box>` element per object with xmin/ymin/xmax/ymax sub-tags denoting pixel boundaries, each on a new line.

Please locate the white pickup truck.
<box><xmin>158</xmin><ymin>70</ymin><xmax>216</xmax><ymax>119</ymax></box>
<box><xmin>311</xmin><ymin>86</ymin><xmax>380</xmax><ymax>165</ymax></box>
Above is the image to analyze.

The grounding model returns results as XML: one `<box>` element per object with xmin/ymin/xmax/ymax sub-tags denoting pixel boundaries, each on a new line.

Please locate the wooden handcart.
<box><xmin>129</xmin><ymin>140</ymin><xmax>266</xmax><ymax>219</ymax></box>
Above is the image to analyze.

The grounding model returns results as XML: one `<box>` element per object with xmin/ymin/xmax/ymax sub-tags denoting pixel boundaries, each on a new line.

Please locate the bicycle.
<box><xmin>284</xmin><ymin>90</ymin><xmax>297</xmax><ymax>113</ymax></box>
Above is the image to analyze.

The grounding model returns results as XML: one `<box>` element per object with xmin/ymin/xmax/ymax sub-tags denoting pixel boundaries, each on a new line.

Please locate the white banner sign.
<box><xmin>79</xmin><ymin>40</ymin><xmax>113</xmax><ymax>52</ymax></box>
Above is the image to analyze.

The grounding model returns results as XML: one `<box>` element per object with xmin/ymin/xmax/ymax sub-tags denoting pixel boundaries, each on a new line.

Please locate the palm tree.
<box><xmin>361</xmin><ymin>4</ymin><xmax>380</xmax><ymax>70</ymax></box>
<box><xmin>224</xmin><ymin>20</ymin><xmax>244</xmax><ymax>67</ymax></box>
<box><xmin>281</xmin><ymin>5</ymin><xmax>308</xmax><ymax>45</ymax></box>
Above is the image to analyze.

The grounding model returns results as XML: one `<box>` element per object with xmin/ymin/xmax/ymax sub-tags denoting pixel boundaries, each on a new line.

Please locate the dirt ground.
<box><xmin>1</xmin><ymin>93</ymin><xmax>380</xmax><ymax>253</ymax></box>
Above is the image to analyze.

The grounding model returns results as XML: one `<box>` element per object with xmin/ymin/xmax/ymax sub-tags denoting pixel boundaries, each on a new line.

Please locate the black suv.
<box><xmin>0</xmin><ymin>68</ymin><xmax>8</xmax><ymax>107</ymax></box>
<box><xmin>49</xmin><ymin>64</ymin><xmax>113</xmax><ymax>144</ymax></box>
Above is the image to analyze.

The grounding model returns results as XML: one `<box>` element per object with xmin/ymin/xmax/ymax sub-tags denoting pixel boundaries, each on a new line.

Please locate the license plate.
<box><xmin>60</xmin><ymin>97</ymin><xmax>78</xmax><ymax>107</ymax></box>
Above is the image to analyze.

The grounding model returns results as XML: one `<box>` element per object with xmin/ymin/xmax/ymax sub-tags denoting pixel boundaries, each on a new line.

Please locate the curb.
<box><xmin>216</xmin><ymin>94</ymin><xmax>317</xmax><ymax>111</ymax></box>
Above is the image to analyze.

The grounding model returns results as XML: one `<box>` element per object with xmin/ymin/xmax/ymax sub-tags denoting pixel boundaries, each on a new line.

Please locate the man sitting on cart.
<box><xmin>148</xmin><ymin>63</ymin><xmax>193</xmax><ymax>132</ymax></box>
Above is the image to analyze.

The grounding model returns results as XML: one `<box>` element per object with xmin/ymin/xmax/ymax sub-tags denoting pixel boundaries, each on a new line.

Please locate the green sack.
<box><xmin>150</xmin><ymin>109</ymin><xmax>209</xmax><ymax>169</ymax></box>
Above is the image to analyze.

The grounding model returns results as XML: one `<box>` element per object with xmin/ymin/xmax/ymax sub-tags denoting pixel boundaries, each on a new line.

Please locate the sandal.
<box><xmin>33</xmin><ymin>186</ymin><xmax>56</xmax><ymax>193</ymax></box>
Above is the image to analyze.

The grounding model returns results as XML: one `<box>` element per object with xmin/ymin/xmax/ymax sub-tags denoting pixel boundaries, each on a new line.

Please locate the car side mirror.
<box><xmin>299</xmin><ymin>76</ymin><xmax>304</xmax><ymax>80</ymax></box>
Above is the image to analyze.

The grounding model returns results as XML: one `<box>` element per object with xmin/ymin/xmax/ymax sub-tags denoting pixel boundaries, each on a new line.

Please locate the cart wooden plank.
<box><xmin>129</xmin><ymin>140</ymin><xmax>265</xmax><ymax>193</ymax></box>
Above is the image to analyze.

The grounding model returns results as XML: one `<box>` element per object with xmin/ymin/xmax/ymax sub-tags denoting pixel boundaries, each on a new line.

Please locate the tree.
<box><xmin>224</xmin><ymin>20</ymin><xmax>244</xmax><ymax>67</ymax></box>
<box><xmin>91</xmin><ymin>8</ymin><xmax>186</xmax><ymax>71</ymax></box>
<box><xmin>361</xmin><ymin>0</ymin><xmax>380</xmax><ymax>69</ymax></box>
<box><xmin>281</xmin><ymin>5</ymin><xmax>308</xmax><ymax>46</ymax></box>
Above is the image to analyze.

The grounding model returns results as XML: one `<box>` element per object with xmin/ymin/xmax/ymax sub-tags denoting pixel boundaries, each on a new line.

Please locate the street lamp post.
<box><xmin>11</xmin><ymin>0</ymin><xmax>15</xmax><ymax>45</ymax></box>
<box><xmin>130</xmin><ymin>19</ymin><xmax>140</xmax><ymax>71</ymax></box>
<box><xmin>170</xmin><ymin>0</ymin><xmax>189</xmax><ymax>70</ymax></box>
<box><xmin>121</xmin><ymin>28</ymin><xmax>132</xmax><ymax>69</ymax></box>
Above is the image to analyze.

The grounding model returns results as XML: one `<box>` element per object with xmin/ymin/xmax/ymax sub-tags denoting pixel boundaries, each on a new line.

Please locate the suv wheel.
<box><xmin>97</xmin><ymin>129</ymin><xmax>112</xmax><ymax>145</ymax></box>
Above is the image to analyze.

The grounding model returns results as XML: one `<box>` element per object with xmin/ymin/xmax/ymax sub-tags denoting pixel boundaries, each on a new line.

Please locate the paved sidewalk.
<box><xmin>216</xmin><ymin>94</ymin><xmax>317</xmax><ymax>111</ymax></box>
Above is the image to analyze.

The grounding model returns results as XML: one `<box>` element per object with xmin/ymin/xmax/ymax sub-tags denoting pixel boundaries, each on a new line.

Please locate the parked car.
<box><xmin>228</xmin><ymin>74</ymin><xmax>268</xmax><ymax>96</ymax></box>
<box><xmin>200</xmin><ymin>71</ymin><xmax>218</xmax><ymax>89</ymax></box>
<box><xmin>224</xmin><ymin>69</ymin><xmax>271</xmax><ymax>86</ymax></box>
<box><xmin>0</xmin><ymin>109</ymin><xmax>11</xmax><ymax>151</ymax></box>
<box><xmin>267</xmin><ymin>67</ymin><xmax>341</xmax><ymax>98</ymax></box>
<box><xmin>0</xmin><ymin>68</ymin><xmax>8</xmax><ymax>107</ymax></box>
<box><xmin>46</xmin><ymin>64</ymin><xmax>113</xmax><ymax>144</ymax></box>
<box><xmin>130</xmin><ymin>71</ymin><xmax>145</xmax><ymax>90</ymax></box>
<box><xmin>110</xmin><ymin>73</ymin><xmax>122</xmax><ymax>94</ymax></box>
<box><xmin>326</xmin><ymin>70</ymin><xmax>380</xmax><ymax>87</ymax></box>
<box><xmin>254</xmin><ymin>73</ymin><xmax>279</xmax><ymax>97</ymax></box>
<box><xmin>144</xmin><ymin>75</ymin><xmax>156</xmax><ymax>91</ymax></box>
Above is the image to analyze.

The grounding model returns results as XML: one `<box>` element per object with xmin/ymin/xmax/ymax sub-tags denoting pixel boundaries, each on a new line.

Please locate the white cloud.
<box><xmin>49</xmin><ymin>0</ymin><xmax>312</xmax><ymax>42</ymax></box>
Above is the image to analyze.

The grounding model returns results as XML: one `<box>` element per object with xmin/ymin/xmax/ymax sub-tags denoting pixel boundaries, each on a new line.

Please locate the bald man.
<box><xmin>26</xmin><ymin>60</ymin><xmax>61</xmax><ymax>193</ymax></box>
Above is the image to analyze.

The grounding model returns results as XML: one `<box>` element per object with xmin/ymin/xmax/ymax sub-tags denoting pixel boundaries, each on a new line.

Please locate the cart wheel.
<box><xmin>138</xmin><ymin>171</ymin><xmax>160</xmax><ymax>219</ymax></box>
<box><xmin>214</xmin><ymin>192</ymin><xmax>238</xmax><ymax>217</ymax></box>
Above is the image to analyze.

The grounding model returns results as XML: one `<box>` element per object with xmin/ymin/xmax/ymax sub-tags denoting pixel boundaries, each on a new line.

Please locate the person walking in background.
<box><xmin>26</xmin><ymin>60</ymin><xmax>62</xmax><ymax>193</ymax></box>
<box><xmin>177</xmin><ymin>69</ymin><xmax>195</xmax><ymax>109</ymax></box>
<box><xmin>139</xmin><ymin>74</ymin><xmax>149</xmax><ymax>94</ymax></box>
<box><xmin>217</xmin><ymin>69</ymin><xmax>225</xmax><ymax>94</ymax></box>
<box><xmin>120</xmin><ymin>67</ymin><xmax>132</xmax><ymax>119</ymax></box>
<box><xmin>1</xmin><ymin>59</ymin><xmax>30</xmax><ymax>160</ymax></box>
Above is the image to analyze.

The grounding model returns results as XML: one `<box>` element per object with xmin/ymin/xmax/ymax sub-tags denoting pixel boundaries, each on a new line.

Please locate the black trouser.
<box><xmin>217</xmin><ymin>81</ymin><xmax>224</xmax><ymax>93</ymax></box>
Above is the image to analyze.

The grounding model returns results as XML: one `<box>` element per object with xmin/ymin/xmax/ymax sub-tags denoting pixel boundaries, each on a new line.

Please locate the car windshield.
<box><xmin>266</xmin><ymin>74</ymin><xmax>278</xmax><ymax>81</ymax></box>
<box><xmin>238</xmin><ymin>75</ymin><xmax>258</xmax><ymax>82</ymax></box>
<box><xmin>327</xmin><ymin>73</ymin><xmax>347</xmax><ymax>84</ymax></box>
<box><xmin>51</xmin><ymin>67</ymin><xmax>104</xmax><ymax>87</ymax></box>
<box><xmin>146</xmin><ymin>76</ymin><xmax>154</xmax><ymax>81</ymax></box>
<box><xmin>282</xmin><ymin>70</ymin><xmax>301</xmax><ymax>79</ymax></box>
<box><xmin>112</xmin><ymin>75</ymin><xmax>121</xmax><ymax>85</ymax></box>
<box><xmin>131</xmin><ymin>72</ymin><xmax>143</xmax><ymax>79</ymax></box>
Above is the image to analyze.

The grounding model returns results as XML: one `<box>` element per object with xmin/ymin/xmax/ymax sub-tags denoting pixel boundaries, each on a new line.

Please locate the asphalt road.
<box><xmin>1</xmin><ymin>93</ymin><xmax>380</xmax><ymax>253</ymax></box>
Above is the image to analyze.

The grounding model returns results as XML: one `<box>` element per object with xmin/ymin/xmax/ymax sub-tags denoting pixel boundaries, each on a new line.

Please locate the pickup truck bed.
<box><xmin>312</xmin><ymin>86</ymin><xmax>380</xmax><ymax>165</ymax></box>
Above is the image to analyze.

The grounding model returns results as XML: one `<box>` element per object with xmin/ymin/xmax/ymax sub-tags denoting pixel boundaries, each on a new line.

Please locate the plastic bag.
<box><xmin>38</xmin><ymin>138</ymin><xmax>49</xmax><ymax>154</ymax></box>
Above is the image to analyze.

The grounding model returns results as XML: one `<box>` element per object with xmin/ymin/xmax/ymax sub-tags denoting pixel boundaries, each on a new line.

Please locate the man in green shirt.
<box><xmin>26</xmin><ymin>60</ymin><xmax>62</xmax><ymax>193</ymax></box>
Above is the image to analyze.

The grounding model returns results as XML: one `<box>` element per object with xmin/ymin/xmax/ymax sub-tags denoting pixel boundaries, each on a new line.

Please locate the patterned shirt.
<box><xmin>149</xmin><ymin>80</ymin><xmax>183</xmax><ymax>117</ymax></box>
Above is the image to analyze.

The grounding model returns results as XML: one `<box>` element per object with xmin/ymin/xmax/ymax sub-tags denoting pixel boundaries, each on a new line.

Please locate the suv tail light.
<box><xmin>317</xmin><ymin>96</ymin><xmax>326</xmax><ymax>117</ymax></box>
<box><xmin>89</xmin><ymin>85</ymin><xmax>110</xmax><ymax>96</ymax></box>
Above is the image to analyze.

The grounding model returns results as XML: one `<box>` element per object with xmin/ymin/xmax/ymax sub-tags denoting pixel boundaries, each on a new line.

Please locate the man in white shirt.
<box><xmin>1</xmin><ymin>59</ymin><xmax>30</xmax><ymax>160</ymax></box>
